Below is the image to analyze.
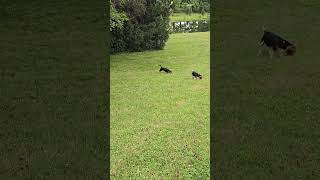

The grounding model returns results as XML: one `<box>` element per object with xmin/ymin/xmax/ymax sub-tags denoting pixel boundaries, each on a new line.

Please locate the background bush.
<box><xmin>110</xmin><ymin>0</ymin><xmax>172</xmax><ymax>54</ymax></box>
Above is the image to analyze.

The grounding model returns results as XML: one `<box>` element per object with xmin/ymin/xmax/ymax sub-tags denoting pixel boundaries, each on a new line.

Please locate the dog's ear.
<box><xmin>262</xmin><ymin>25</ymin><xmax>267</xmax><ymax>32</ymax></box>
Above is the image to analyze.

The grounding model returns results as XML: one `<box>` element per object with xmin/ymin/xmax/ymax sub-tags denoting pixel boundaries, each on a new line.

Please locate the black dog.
<box><xmin>258</xmin><ymin>29</ymin><xmax>296</xmax><ymax>58</ymax></box>
<box><xmin>192</xmin><ymin>70</ymin><xmax>202</xmax><ymax>79</ymax></box>
<box><xmin>159</xmin><ymin>65</ymin><xmax>172</xmax><ymax>73</ymax></box>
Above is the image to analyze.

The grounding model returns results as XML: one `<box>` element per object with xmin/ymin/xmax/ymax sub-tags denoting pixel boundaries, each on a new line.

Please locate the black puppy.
<box><xmin>258</xmin><ymin>29</ymin><xmax>296</xmax><ymax>58</ymax></box>
<box><xmin>192</xmin><ymin>70</ymin><xmax>202</xmax><ymax>79</ymax></box>
<box><xmin>159</xmin><ymin>65</ymin><xmax>172</xmax><ymax>73</ymax></box>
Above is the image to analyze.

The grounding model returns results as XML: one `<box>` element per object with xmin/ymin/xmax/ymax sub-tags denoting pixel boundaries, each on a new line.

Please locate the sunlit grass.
<box><xmin>170</xmin><ymin>12</ymin><xmax>209</xmax><ymax>22</ymax></box>
<box><xmin>111</xmin><ymin>32</ymin><xmax>210</xmax><ymax>179</ymax></box>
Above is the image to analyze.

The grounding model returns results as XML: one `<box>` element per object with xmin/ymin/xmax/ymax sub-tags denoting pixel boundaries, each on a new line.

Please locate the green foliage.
<box><xmin>110</xmin><ymin>1</ymin><xmax>128</xmax><ymax>31</ymax></box>
<box><xmin>184</xmin><ymin>3</ymin><xmax>193</xmax><ymax>15</ymax></box>
<box><xmin>111</xmin><ymin>31</ymin><xmax>127</xmax><ymax>53</ymax></box>
<box><xmin>171</xmin><ymin>0</ymin><xmax>209</xmax><ymax>14</ymax></box>
<box><xmin>110</xmin><ymin>0</ymin><xmax>172</xmax><ymax>54</ymax></box>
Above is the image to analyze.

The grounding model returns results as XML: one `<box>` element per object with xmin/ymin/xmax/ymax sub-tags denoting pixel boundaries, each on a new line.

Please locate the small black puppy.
<box><xmin>159</xmin><ymin>65</ymin><xmax>172</xmax><ymax>73</ymax></box>
<box><xmin>192</xmin><ymin>70</ymin><xmax>202</xmax><ymax>79</ymax></box>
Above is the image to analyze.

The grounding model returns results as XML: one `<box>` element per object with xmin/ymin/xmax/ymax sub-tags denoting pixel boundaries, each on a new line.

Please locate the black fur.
<box><xmin>192</xmin><ymin>70</ymin><xmax>202</xmax><ymax>79</ymax></box>
<box><xmin>259</xmin><ymin>30</ymin><xmax>296</xmax><ymax>58</ymax></box>
<box><xmin>159</xmin><ymin>65</ymin><xmax>172</xmax><ymax>73</ymax></box>
<box><xmin>261</xmin><ymin>31</ymin><xmax>293</xmax><ymax>50</ymax></box>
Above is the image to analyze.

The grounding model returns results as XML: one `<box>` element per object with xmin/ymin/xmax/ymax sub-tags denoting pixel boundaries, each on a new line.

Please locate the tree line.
<box><xmin>110</xmin><ymin>0</ymin><xmax>209</xmax><ymax>54</ymax></box>
<box><xmin>171</xmin><ymin>0</ymin><xmax>210</xmax><ymax>15</ymax></box>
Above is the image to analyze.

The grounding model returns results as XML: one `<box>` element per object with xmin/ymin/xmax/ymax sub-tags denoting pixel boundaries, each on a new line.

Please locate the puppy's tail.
<box><xmin>159</xmin><ymin>65</ymin><xmax>162</xmax><ymax>67</ymax></box>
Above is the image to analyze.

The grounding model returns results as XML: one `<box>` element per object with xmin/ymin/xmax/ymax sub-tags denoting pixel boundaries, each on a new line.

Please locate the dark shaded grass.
<box><xmin>1</xmin><ymin>1</ymin><xmax>107</xmax><ymax>179</ymax></box>
<box><xmin>213</xmin><ymin>0</ymin><xmax>320</xmax><ymax>179</ymax></box>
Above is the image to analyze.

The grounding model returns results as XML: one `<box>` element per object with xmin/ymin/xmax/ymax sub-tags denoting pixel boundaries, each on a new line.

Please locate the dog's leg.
<box><xmin>275</xmin><ymin>48</ymin><xmax>281</xmax><ymax>58</ymax></box>
<box><xmin>268</xmin><ymin>48</ymin><xmax>273</xmax><ymax>59</ymax></box>
<box><xmin>257</xmin><ymin>48</ymin><xmax>263</xmax><ymax>56</ymax></box>
<box><xmin>278</xmin><ymin>49</ymin><xmax>285</xmax><ymax>57</ymax></box>
<box><xmin>276</xmin><ymin>46</ymin><xmax>284</xmax><ymax>58</ymax></box>
<box><xmin>257</xmin><ymin>42</ymin><xmax>264</xmax><ymax>56</ymax></box>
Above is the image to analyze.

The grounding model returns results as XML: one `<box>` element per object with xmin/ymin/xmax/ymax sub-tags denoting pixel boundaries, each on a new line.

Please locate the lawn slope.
<box><xmin>111</xmin><ymin>32</ymin><xmax>210</xmax><ymax>179</ymax></box>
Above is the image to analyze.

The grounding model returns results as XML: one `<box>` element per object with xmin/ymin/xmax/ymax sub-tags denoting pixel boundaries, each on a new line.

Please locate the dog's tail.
<box><xmin>159</xmin><ymin>65</ymin><xmax>162</xmax><ymax>67</ymax></box>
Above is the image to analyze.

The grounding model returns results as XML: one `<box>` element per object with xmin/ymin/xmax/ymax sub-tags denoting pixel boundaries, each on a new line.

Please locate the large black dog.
<box><xmin>258</xmin><ymin>29</ymin><xmax>296</xmax><ymax>58</ymax></box>
<box><xmin>159</xmin><ymin>65</ymin><xmax>172</xmax><ymax>73</ymax></box>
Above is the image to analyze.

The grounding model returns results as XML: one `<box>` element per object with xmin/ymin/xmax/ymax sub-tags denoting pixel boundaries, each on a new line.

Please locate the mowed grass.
<box><xmin>170</xmin><ymin>12</ymin><xmax>209</xmax><ymax>22</ymax></box>
<box><xmin>213</xmin><ymin>0</ymin><xmax>320</xmax><ymax>179</ymax></box>
<box><xmin>110</xmin><ymin>32</ymin><xmax>210</xmax><ymax>179</ymax></box>
<box><xmin>1</xmin><ymin>1</ymin><xmax>107</xmax><ymax>179</ymax></box>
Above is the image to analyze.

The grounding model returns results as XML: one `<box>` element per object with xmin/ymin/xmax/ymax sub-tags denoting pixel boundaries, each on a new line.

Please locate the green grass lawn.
<box><xmin>110</xmin><ymin>32</ymin><xmax>210</xmax><ymax>179</ymax></box>
<box><xmin>213</xmin><ymin>0</ymin><xmax>320</xmax><ymax>179</ymax></box>
<box><xmin>170</xmin><ymin>12</ymin><xmax>209</xmax><ymax>22</ymax></box>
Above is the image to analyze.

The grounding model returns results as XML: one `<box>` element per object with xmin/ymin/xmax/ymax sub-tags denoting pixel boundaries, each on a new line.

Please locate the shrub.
<box><xmin>110</xmin><ymin>0</ymin><xmax>128</xmax><ymax>31</ymax></box>
<box><xmin>110</xmin><ymin>0</ymin><xmax>172</xmax><ymax>54</ymax></box>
